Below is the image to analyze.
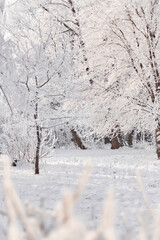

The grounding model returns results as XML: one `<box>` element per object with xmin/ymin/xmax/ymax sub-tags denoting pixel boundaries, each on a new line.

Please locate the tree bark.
<box><xmin>104</xmin><ymin>137</ymin><xmax>111</xmax><ymax>144</ymax></box>
<box><xmin>71</xmin><ymin>129</ymin><xmax>86</xmax><ymax>149</ymax></box>
<box><xmin>111</xmin><ymin>134</ymin><xmax>124</xmax><ymax>149</ymax></box>
<box><xmin>126</xmin><ymin>130</ymin><xmax>134</xmax><ymax>147</ymax></box>
<box><xmin>35</xmin><ymin>124</ymin><xmax>41</xmax><ymax>174</ymax></box>
<box><xmin>156</xmin><ymin>121</ymin><xmax>160</xmax><ymax>159</ymax></box>
<box><xmin>111</xmin><ymin>136</ymin><xmax>121</xmax><ymax>149</ymax></box>
<box><xmin>34</xmin><ymin>89</ymin><xmax>41</xmax><ymax>174</ymax></box>
<box><xmin>111</xmin><ymin>126</ymin><xmax>124</xmax><ymax>149</ymax></box>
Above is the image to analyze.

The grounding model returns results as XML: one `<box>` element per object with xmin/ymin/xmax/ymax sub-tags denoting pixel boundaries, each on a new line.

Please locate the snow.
<box><xmin>0</xmin><ymin>146</ymin><xmax>160</xmax><ymax>238</ymax></box>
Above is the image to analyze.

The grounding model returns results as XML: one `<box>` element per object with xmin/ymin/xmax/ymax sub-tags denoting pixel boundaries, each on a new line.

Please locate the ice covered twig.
<box><xmin>2</xmin><ymin>155</ymin><xmax>42</xmax><ymax>240</ymax></box>
<box><xmin>98</xmin><ymin>189</ymin><xmax>115</xmax><ymax>240</ymax></box>
<box><xmin>136</xmin><ymin>170</ymin><xmax>153</xmax><ymax>219</ymax></box>
<box><xmin>56</xmin><ymin>163</ymin><xmax>93</xmax><ymax>225</ymax></box>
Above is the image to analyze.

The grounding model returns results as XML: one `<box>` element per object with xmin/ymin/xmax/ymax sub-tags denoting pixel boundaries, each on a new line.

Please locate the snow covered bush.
<box><xmin>1</xmin><ymin>116</ymin><xmax>56</xmax><ymax>165</ymax></box>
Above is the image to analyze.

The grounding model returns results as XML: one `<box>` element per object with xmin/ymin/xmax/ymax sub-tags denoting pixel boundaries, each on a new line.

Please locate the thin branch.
<box><xmin>0</xmin><ymin>86</ymin><xmax>13</xmax><ymax>115</ymax></box>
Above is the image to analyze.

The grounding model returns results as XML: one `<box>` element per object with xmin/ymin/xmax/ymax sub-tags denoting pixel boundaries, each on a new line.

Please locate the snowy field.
<box><xmin>0</xmin><ymin>146</ymin><xmax>160</xmax><ymax>238</ymax></box>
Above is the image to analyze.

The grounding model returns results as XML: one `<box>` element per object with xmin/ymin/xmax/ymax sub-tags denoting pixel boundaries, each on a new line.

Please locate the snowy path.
<box><xmin>0</xmin><ymin>147</ymin><xmax>160</xmax><ymax>238</ymax></box>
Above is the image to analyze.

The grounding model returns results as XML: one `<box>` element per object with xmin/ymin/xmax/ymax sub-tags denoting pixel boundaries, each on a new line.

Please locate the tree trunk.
<box><xmin>34</xmin><ymin>89</ymin><xmax>41</xmax><ymax>174</ymax></box>
<box><xmin>126</xmin><ymin>130</ymin><xmax>134</xmax><ymax>147</ymax></box>
<box><xmin>156</xmin><ymin>121</ymin><xmax>160</xmax><ymax>159</ymax></box>
<box><xmin>104</xmin><ymin>137</ymin><xmax>111</xmax><ymax>144</ymax></box>
<box><xmin>71</xmin><ymin>129</ymin><xmax>86</xmax><ymax>149</ymax></box>
<box><xmin>111</xmin><ymin>137</ymin><xmax>120</xmax><ymax>149</ymax></box>
<box><xmin>35</xmin><ymin>124</ymin><xmax>41</xmax><ymax>174</ymax></box>
<box><xmin>111</xmin><ymin>133</ymin><xmax>124</xmax><ymax>149</ymax></box>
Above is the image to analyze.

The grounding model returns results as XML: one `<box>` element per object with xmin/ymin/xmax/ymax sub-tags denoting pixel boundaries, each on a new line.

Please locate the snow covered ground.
<box><xmin>0</xmin><ymin>146</ymin><xmax>160</xmax><ymax>238</ymax></box>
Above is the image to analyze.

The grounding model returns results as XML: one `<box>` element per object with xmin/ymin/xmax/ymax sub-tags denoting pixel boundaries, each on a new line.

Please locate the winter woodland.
<box><xmin>0</xmin><ymin>0</ymin><xmax>159</xmax><ymax>173</ymax></box>
<box><xmin>1</xmin><ymin>0</ymin><xmax>160</xmax><ymax>239</ymax></box>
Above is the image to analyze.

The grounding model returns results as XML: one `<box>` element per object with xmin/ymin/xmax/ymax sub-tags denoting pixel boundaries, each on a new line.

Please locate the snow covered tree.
<box><xmin>36</xmin><ymin>0</ymin><xmax>92</xmax><ymax>149</ymax></box>
<box><xmin>103</xmin><ymin>0</ymin><xmax>160</xmax><ymax>156</ymax></box>
<box><xmin>68</xmin><ymin>0</ymin><xmax>160</xmax><ymax>153</ymax></box>
<box><xmin>4</xmin><ymin>0</ymin><xmax>75</xmax><ymax>173</ymax></box>
<box><xmin>0</xmin><ymin>0</ymin><xmax>24</xmax><ymax>155</ymax></box>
